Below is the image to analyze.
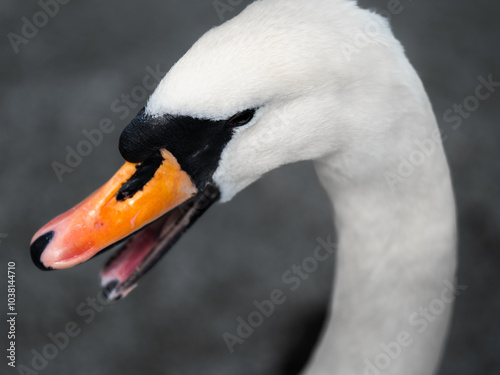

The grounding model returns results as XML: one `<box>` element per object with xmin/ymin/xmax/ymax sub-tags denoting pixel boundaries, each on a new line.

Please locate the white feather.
<box><xmin>146</xmin><ymin>1</ymin><xmax>457</xmax><ymax>374</ymax></box>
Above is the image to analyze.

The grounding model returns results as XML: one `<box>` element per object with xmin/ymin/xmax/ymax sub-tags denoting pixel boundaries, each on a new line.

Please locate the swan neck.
<box><xmin>304</xmin><ymin>141</ymin><xmax>457</xmax><ymax>375</ymax></box>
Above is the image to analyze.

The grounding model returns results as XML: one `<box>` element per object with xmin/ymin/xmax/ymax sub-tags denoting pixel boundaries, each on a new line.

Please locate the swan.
<box><xmin>30</xmin><ymin>0</ymin><xmax>457</xmax><ymax>374</ymax></box>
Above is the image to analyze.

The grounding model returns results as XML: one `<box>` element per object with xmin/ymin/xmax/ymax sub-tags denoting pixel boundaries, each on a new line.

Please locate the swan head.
<box><xmin>143</xmin><ymin>0</ymin><xmax>411</xmax><ymax>201</ymax></box>
<box><xmin>30</xmin><ymin>0</ymin><xmax>410</xmax><ymax>299</ymax></box>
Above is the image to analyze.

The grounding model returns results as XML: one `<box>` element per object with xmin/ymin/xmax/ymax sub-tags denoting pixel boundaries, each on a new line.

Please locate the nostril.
<box><xmin>30</xmin><ymin>231</ymin><xmax>55</xmax><ymax>271</ymax></box>
<box><xmin>116</xmin><ymin>152</ymin><xmax>164</xmax><ymax>201</ymax></box>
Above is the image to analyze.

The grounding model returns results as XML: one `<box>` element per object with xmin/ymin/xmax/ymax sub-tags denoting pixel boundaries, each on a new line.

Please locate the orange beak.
<box><xmin>30</xmin><ymin>149</ymin><xmax>197</xmax><ymax>270</ymax></box>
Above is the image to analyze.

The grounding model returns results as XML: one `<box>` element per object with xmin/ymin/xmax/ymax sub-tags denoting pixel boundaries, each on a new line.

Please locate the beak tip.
<box><xmin>101</xmin><ymin>279</ymin><xmax>121</xmax><ymax>302</ymax></box>
<box><xmin>30</xmin><ymin>231</ymin><xmax>55</xmax><ymax>271</ymax></box>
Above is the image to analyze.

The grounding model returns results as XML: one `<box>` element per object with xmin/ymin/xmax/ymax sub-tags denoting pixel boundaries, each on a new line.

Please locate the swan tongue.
<box><xmin>100</xmin><ymin>184</ymin><xmax>220</xmax><ymax>302</ymax></box>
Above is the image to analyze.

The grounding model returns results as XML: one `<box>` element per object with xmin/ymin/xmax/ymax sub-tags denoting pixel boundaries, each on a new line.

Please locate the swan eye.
<box><xmin>227</xmin><ymin>109</ymin><xmax>256</xmax><ymax>127</ymax></box>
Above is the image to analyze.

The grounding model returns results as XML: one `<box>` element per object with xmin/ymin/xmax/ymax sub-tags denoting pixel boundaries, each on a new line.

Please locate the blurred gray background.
<box><xmin>1</xmin><ymin>0</ymin><xmax>499</xmax><ymax>374</ymax></box>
